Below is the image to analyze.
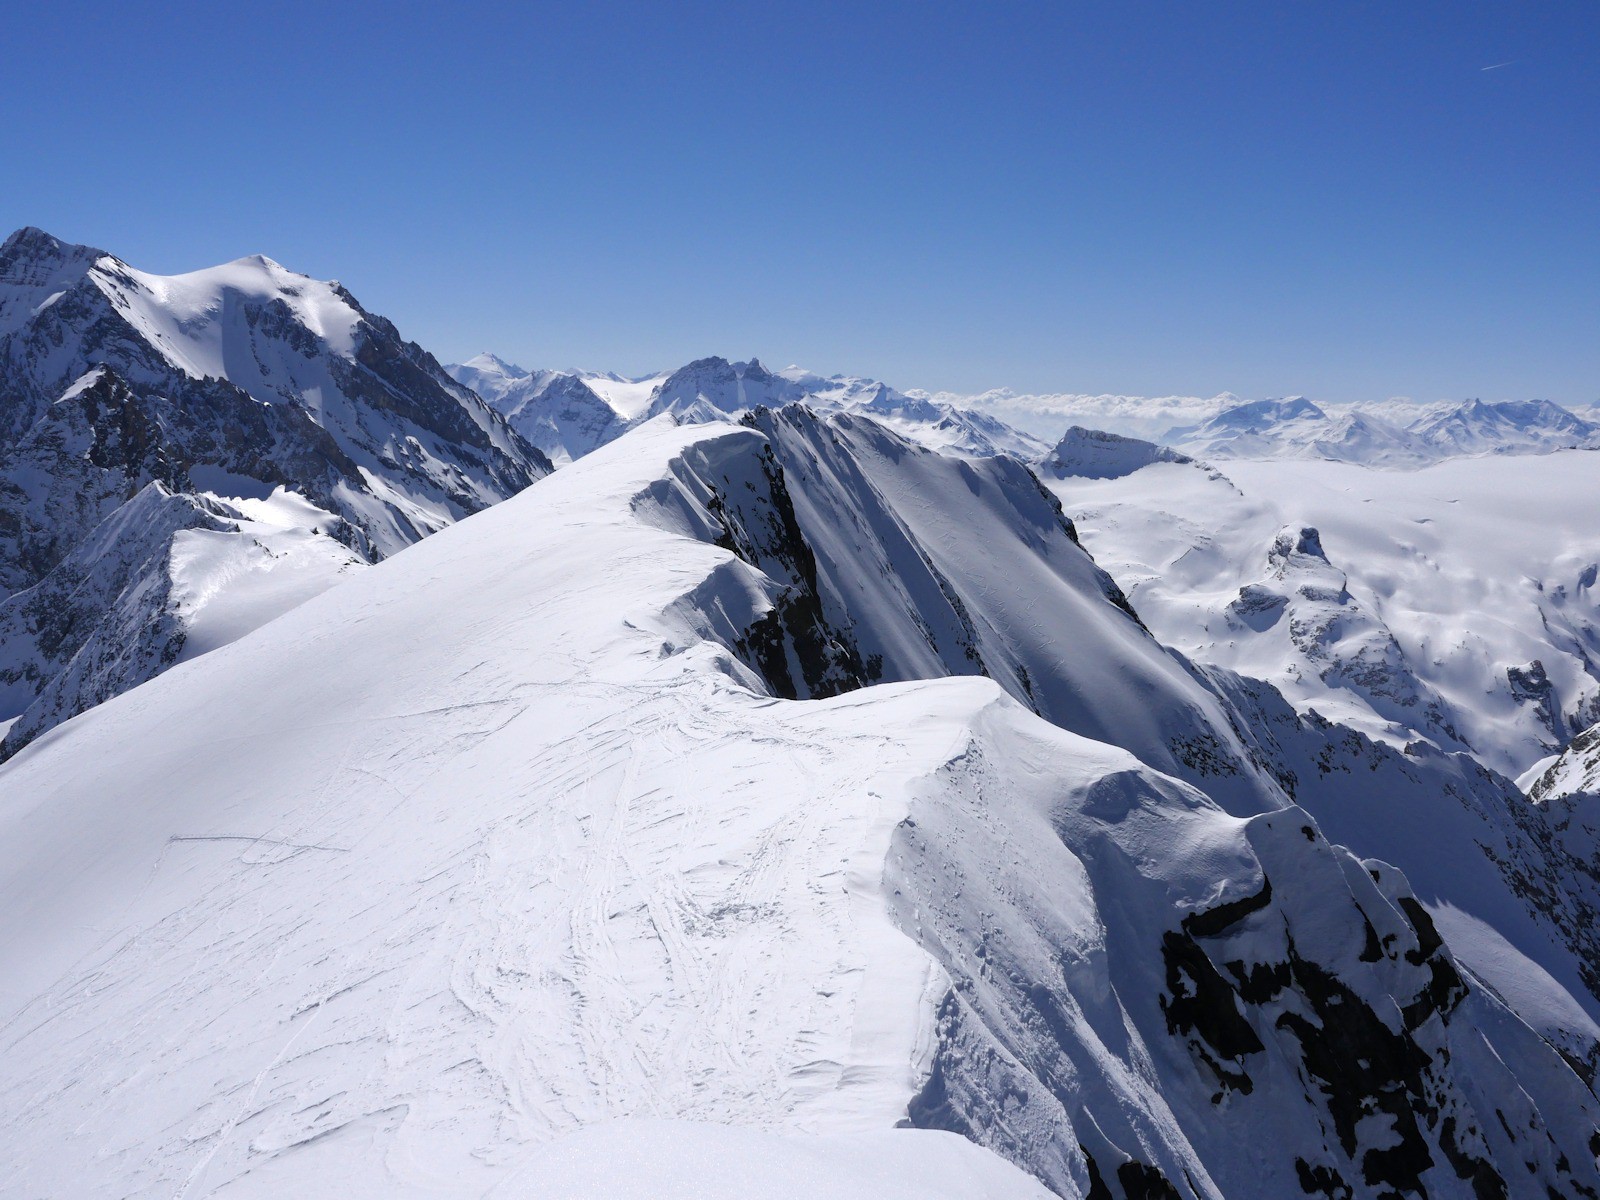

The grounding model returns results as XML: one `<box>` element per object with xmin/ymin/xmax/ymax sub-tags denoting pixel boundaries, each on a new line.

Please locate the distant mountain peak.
<box><xmin>1235</xmin><ymin>396</ymin><xmax>1326</xmax><ymax>423</ymax></box>
<box><xmin>218</xmin><ymin>251</ymin><xmax>291</xmax><ymax>275</ymax></box>
<box><xmin>0</xmin><ymin>233</ymin><xmax>550</xmax><ymax>751</ymax></box>
<box><xmin>0</xmin><ymin>225</ymin><xmax>107</xmax><ymax>266</ymax></box>
<box><xmin>0</xmin><ymin>227</ymin><xmax>116</xmax><ymax>332</ymax></box>
<box><xmin>675</xmin><ymin>355</ymin><xmax>734</xmax><ymax>375</ymax></box>
<box><xmin>461</xmin><ymin>351</ymin><xmax>529</xmax><ymax>378</ymax></box>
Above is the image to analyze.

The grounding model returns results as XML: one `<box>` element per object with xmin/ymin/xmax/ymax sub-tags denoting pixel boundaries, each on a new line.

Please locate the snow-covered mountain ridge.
<box><xmin>0</xmin><ymin>227</ymin><xmax>550</xmax><ymax>754</ymax></box>
<box><xmin>458</xmin><ymin>349</ymin><xmax>1597</xmax><ymax>471</ymax></box>
<box><xmin>447</xmin><ymin>352</ymin><xmax>1049</xmax><ymax>465</ymax></box>
<box><xmin>896</xmin><ymin>387</ymin><xmax>1600</xmax><ymax>465</ymax></box>
<box><xmin>2</xmin><ymin>411</ymin><xmax>1598</xmax><ymax>1197</ymax></box>
<box><xmin>1039</xmin><ymin>425</ymin><xmax>1198</xmax><ymax>480</ymax></box>
<box><xmin>3</xmin><ymin>228</ymin><xmax>1599</xmax><ymax>1197</ymax></box>
<box><xmin>1166</xmin><ymin>395</ymin><xmax>1600</xmax><ymax>467</ymax></box>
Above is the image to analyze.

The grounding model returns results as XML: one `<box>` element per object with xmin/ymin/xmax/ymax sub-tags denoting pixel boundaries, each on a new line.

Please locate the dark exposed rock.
<box><xmin>1160</xmin><ymin>929</ymin><xmax>1263</xmax><ymax>1094</ymax></box>
<box><xmin>1508</xmin><ymin>659</ymin><xmax>1564</xmax><ymax>748</ymax></box>
<box><xmin>701</xmin><ymin>440</ymin><xmax>866</xmax><ymax>699</ymax></box>
<box><xmin>1183</xmin><ymin>878</ymin><xmax>1273</xmax><ymax>938</ymax></box>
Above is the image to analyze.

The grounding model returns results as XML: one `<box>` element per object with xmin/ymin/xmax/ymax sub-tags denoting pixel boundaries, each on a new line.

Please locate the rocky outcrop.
<box><xmin>1040</xmin><ymin>426</ymin><xmax>1194</xmax><ymax>480</ymax></box>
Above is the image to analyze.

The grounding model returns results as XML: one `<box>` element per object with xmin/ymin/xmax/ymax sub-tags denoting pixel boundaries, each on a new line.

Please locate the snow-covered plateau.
<box><xmin>1043</xmin><ymin>448</ymin><xmax>1600</xmax><ymax>779</ymax></box>
<box><xmin>2</xmin><ymin>227</ymin><xmax>1599</xmax><ymax>1199</ymax></box>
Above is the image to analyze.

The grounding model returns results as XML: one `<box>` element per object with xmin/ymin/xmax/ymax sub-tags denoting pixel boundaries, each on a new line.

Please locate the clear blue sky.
<box><xmin>6</xmin><ymin>1</ymin><xmax>1596</xmax><ymax>402</ymax></box>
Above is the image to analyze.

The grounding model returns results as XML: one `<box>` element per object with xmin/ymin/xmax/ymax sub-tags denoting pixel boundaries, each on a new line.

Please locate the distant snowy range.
<box><xmin>2</xmin><ymin>227</ymin><xmax>1599</xmax><ymax>1200</ymax></box>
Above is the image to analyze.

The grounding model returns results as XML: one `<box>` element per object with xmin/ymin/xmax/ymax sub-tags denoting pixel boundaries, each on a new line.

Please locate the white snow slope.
<box><xmin>0</xmin><ymin>421</ymin><xmax>1017</xmax><ymax>1196</ymax></box>
<box><xmin>2</xmin><ymin>418</ymin><xmax>1597</xmax><ymax>1199</ymax></box>
<box><xmin>499</xmin><ymin>1120</ymin><xmax>1054</xmax><ymax>1200</ymax></box>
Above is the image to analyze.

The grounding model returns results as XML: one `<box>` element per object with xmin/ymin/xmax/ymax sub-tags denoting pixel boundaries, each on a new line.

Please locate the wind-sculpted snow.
<box><xmin>891</xmin><ymin>707</ymin><xmax>1600</xmax><ymax>1198</ymax></box>
<box><xmin>0</xmin><ymin>228</ymin><xmax>550</xmax><ymax>754</ymax></box>
<box><xmin>704</xmin><ymin>410</ymin><xmax>1600</xmax><ymax>1073</ymax></box>
<box><xmin>0</xmin><ymin>420</ymin><xmax>1048</xmax><ymax>1196</ymax></box>
<box><xmin>658</xmin><ymin>407</ymin><xmax>1600</xmax><ymax>1092</ymax></box>
<box><xmin>4</xmin><ymin>417</ymin><xmax>1597</xmax><ymax>1197</ymax></box>
<box><xmin>728</xmin><ymin>407</ymin><xmax>1280</xmax><ymax>813</ymax></box>
<box><xmin>637</xmin><ymin>411</ymin><xmax>1600</xmax><ymax>1055</ymax></box>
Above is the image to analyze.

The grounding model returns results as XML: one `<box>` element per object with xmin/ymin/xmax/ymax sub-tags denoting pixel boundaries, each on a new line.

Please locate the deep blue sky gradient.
<box><xmin>5</xmin><ymin>1</ymin><xmax>1596</xmax><ymax>401</ymax></box>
